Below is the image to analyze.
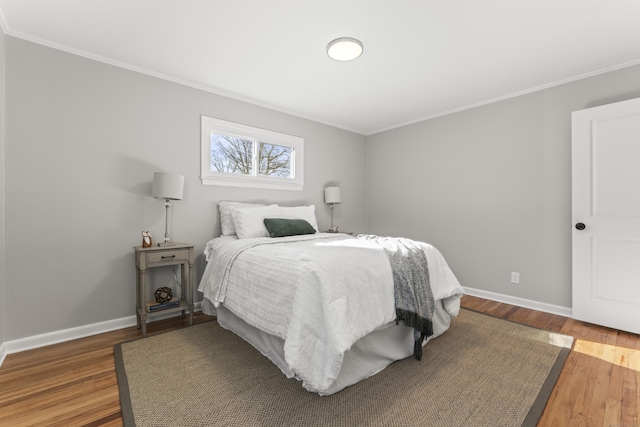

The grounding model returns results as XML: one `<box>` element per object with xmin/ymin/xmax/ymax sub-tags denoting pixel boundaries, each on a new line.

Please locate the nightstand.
<box><xmin>133</xmin><ymin>243</ymin><xmax>195</xmax><ymax>337</ymax></box>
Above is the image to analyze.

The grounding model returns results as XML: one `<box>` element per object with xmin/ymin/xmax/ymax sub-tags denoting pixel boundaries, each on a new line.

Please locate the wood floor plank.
<box><xmin>505</xmin><ymin>305</ymin><xmax>536</xmax><ymax>324</ymax></box>
<box><xmin>546</xmin><ymin>311</ymin><xmax>569</xmax><ymax>334</ymax></box>
<box><xmin>604</xmin><ymin>366</ymin><xmax>623</xmax><ymax>427</ymax></box>
<box><xmin>6</xmin><ymin>384</ymin><xmax>120</xmax><ymax>427</ymax></box>
<box><xmin>0</xmin><ymin>297</ymin><xmax>637</xmax><ymax>427</ymax></box>
<box><xmin>619</xmin><ymin>332</ymin><xmax>640</xmax><ymax>426</ymax></box>
<box><xmin>0</xmin><ymin>352</ymin><xmax>115</xmax><ymax>406</ymax></box>
<box><xmin>0</xmin><ymin>371</ymin><xmax>117</xmax><ymax>422</ymax></box>
<box><xmin>621</xmin><ymin>371</ymin><xmax>639</xmax><ymax>426</ymax></box>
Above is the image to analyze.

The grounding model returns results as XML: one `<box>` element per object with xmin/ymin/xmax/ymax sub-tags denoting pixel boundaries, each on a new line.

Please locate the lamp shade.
<box><xmin>324</xmin><ymin>186</ymin><xmax>341</xmax><ymax>204</ymax></box>
<box><xmin>152</xmin><ymin>172</ymin><xmax>184</xmax><ymax>200</ymax></box>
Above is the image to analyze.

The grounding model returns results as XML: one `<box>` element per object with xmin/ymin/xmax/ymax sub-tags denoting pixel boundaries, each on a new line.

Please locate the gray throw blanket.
<box><xmin>358</xmin><ymin>235</ymin><xmax>435</xmax><ymax>360</ymax></box>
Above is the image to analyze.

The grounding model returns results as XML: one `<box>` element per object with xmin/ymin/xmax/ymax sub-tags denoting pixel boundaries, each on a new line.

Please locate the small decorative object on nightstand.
<box><xmin>154</xmin><ymin>286</ymin><xmax>173</xmax><ymax>303</ymax></box>
<box><xmin>134</xmin><ymin>243</ymin><xmax>195</xmax><ymax>337</ymax></box>
<box><xmin>142</xmin><ymin>230</ymin><xmax>153</xmax><ymax>248</ymax></box>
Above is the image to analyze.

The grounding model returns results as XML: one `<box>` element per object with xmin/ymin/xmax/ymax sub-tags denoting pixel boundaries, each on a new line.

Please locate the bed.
<box><xmin>198</xmin><ymin>202</ymin><xmax>465</xmax><ymax>395</ymax></box>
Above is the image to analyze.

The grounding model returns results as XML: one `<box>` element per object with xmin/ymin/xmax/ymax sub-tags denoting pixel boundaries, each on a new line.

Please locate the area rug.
<box><xmin>115</xmin><ymin>308</ymin><xmax>573</xmax><ymax>427</ymax></box>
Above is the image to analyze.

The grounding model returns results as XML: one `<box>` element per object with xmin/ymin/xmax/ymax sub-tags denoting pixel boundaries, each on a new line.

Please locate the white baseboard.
<box><xmin>1</xmin><ymin>302</ymin><xmax>203</xmax><ymax>362</ymax></box>
<box><xmin>0</xmin><ymin>342</ymin><xmax>6</xmax><ymax>367</ymax></box>
<box><xmin>463</xmin><ymin>286</ymin><xmax>573</xmax><ymax>318</ymax></box>
<box><xmin>4</xmin><ymin>316</ymin><xmax>138</xmax><ymax>356</ymax></box>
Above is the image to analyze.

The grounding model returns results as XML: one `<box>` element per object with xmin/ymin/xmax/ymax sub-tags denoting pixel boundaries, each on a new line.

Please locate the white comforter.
<box><xmin>198</xmin><ymin>233</ymin><xmax>464</xmax><ymax>394</ymax></box>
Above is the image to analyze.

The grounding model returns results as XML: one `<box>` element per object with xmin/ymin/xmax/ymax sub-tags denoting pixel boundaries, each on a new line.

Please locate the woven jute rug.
<box><xmin>115</xmin><ymin>308</ymin><xmax>572</xmax><ymax>427</ymax></box>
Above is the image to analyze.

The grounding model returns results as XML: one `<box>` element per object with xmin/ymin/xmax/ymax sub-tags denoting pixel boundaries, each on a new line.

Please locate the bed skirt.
<box><xmin>214</xmin><ymin>298</ymin><xmax>455</xmax><ymax>395</ymax></box>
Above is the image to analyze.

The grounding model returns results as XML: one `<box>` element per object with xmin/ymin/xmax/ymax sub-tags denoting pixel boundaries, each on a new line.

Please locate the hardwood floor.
<box><xmin>0</xmin><ymin>296</ymin><xmax>638</xmax><ymax>426</ymax></box>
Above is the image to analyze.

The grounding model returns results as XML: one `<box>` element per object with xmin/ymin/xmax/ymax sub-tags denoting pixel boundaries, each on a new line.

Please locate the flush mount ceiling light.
<box><xmin>326</xmin><ymin>37</ymin><xmax>363</xmax><ymax>61</ymax></box>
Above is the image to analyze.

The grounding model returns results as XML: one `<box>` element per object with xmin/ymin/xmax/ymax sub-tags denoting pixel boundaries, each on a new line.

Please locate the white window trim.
<box><xmin>200</xmin><ymin>116</ymin><xmax>304</xmax><ymax>191</ymax></box>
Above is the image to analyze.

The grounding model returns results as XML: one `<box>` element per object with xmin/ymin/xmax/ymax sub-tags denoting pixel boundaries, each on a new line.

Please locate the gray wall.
<box><xmin>366</xmin><ymin>64</ymin><xmax>640</xmax><ymax>308</ymax></box>
<box><xmin>4</xmin><ymin>31</ymin><xmax>640</xmax><ymax>343</ymax></box>
<box><xmin>4</xmin><ymin>37</ymin><xmax>367</xmax><ymax>341</ymax></box>
<box><xmin>0</xmin><ymin>27</ymin><xmax>6</xmax><ymax>349</ymax></box>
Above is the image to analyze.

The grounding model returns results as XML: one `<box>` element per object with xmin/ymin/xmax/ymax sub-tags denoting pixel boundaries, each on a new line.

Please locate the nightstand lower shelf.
<box><xmin>137</xmin><ymin>302</ymin><xmax>189</xmax><ymax>327</ymax></box>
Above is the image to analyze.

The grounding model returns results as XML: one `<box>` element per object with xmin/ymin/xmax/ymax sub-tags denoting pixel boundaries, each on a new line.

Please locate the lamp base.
<box><xmin>156</xmin><ymin>242</ymin><xmax>177</xmax><ymax>247</ymax></box>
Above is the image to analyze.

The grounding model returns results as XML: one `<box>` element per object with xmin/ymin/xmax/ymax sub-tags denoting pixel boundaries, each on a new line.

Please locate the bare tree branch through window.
<box><xmin>201</xmin><ymin>116</ymin><xmax>303</xmax><ymax>190</ymax></box>
<box><xmin>210</xmin><ymin>134</ymin><xmax>292</xmax><ymax>177</ymax></box>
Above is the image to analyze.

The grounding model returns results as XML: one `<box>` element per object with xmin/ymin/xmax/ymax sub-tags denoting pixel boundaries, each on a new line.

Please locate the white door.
<box><xmin>572</xmin><ymin>97</ymin><xmax>640</xmax><ymax>335</ymax></box>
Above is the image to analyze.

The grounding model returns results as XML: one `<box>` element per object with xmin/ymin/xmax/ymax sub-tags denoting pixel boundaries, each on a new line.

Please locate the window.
<box><xmin>201</xmin><ymin>116</ymin><xmax>304</xmax><ymax>190</ymax></box>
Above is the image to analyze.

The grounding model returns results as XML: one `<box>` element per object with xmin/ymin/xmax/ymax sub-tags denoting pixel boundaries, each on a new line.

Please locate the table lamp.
<box><xmin>324</xmin><ymin>186</ymin><xmax>341</xmax><ymax>232</ymax></box>
<box><xmin>152</xmin><ymin>172</ymin><xmax>184</xmax><ymax>246</ymax></box>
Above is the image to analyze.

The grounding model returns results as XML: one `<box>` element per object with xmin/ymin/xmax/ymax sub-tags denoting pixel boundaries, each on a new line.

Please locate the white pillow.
<box><xmin>278</xmin><ymin>205</ymin><xmax>319</xmax><ymax>231</ymax></box>
<box><xmin>230</xmin><ymin>204</ymin><xmax>281</xmax><ymax>239</ymax></box>
<box><xmin>218</xmin><ymin>201</ymin><xmax>266</xmax><ymax>236</ymax></box>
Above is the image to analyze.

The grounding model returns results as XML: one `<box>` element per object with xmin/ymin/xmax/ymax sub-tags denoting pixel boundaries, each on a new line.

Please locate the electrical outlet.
<box><xmin>511</xmin><ymin>272</ymin><xmax>520</xmax><ymax>284</ymax></box>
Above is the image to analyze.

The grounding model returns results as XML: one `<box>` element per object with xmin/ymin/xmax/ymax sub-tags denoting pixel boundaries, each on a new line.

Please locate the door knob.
<box><xmin>575</xmin><ymin>223</ymin><xmax>586</xmax><ymax>230</ymax></box>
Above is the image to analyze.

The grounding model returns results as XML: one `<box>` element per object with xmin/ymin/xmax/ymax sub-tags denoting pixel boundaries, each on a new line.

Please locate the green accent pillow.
<box><xmin>263</xmin><ymin>218</ymin><xmax>317</xmax><ymax>238</ymax></box>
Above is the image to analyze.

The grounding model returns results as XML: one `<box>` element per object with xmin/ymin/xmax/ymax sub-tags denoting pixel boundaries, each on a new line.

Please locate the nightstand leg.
<box><xmin>180</xmin><ymin>262</ymin><xmax>187</xmax><ymax>319</ymax></box>
<box><xmin>141</xmin><ymin>313</ymin><xmax>147</xmax><ymax>337</ymax></box>
<box><xmin>140</xmin><ymin>268</ymin><xmax>148</xmax><ymax>337</ymax></box>
<box><xmin>135</xmin><ymin>267</ymin><xmax>141</xmax><ymax>328</ymax></box>
<box><xmin>187</xmin><ymin>258</ymin><xmax>194</xmax><ymax>326</ymax></box>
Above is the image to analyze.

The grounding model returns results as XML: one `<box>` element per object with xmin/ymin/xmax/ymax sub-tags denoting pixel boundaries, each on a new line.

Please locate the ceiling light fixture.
<box><xmin>326</xmin><ymin>37</ymin><xmax>363</xmax><ymax>62</ymax></box>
